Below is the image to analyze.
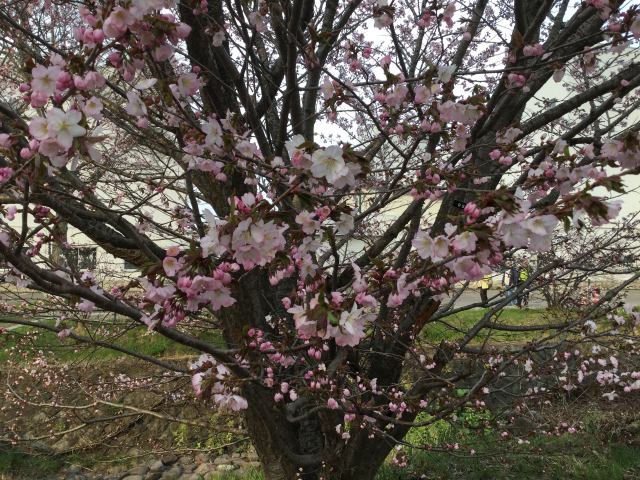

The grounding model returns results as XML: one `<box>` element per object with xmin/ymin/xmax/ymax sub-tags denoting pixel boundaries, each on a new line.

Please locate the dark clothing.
<box><xmin>480</xmin><ymin>288</ymin><xmax>488</xmax><ymax>305</ymax></box>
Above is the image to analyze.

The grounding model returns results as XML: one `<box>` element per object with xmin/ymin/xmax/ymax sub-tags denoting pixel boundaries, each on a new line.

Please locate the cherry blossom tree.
<box><xmin>1</xmin><ymin>0</ymin><xmax>640</xmax><ymax>478</ymax></box>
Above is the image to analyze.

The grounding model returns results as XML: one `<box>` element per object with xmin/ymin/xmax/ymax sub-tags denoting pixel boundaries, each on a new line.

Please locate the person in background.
<box><xmin>502</xmin><ymin>261</ymin><xmax>518</xmax><ymax>305</ymax></box>
<box><xmin>517</xmin><ymin>261</ymin><xmax>530</xmax><ymax>308</ymax></box>
<box><xmin>479</xmin><ymin>273</ymin><xmax>493</xmax><ymax>305</ymax></box>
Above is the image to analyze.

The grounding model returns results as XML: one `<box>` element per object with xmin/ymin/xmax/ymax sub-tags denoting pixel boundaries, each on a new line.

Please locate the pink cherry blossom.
<box><xmin>126</xmin><ymin>91</ymin><xmax>147</xmax><ymax>117</ymax></box>
<box><xmin>163</xmin><ymin>256</ymin><xmax>180</xmax><ymax>276</ymax></box>
<box><xmin>452</xmin><ymin>231</ymin><xmax>477</xmax><ymax>253</ymax></box>
<box><xmin>103</xmin><ymin>6</ymin><xmax>134</xmax><ymax>38</ymax></box>
<box><xmin>31</xmin><ymin>64</ymin><xmax>61</xmax><ymax>96</ymax></box>
<box><xmin>329</xmin><ymin>305</ymin><xmax>371</xmax><ymax>347</ymax></box>
<box><xmin>523</xmin><ymin>43</ymin><xmax>544</xmax><ymax>57</ymax></box>
<box><xmin>82</xmin><ymin>96</ymin><xmax>103</xmax><ymax>120</ymax></box>
<box><xmin>77</xmin><ymin>299</ymin><xmax>95</xmax><ymax>313</ymax></box>
<box><xmin>413</xmin><ymin>231</ymin><xmax>449</xmax><ymax>261</ymax></box>
<box><xmin>311</xmin><ymin>146</ymin><xmax>349</xmax><ymax>183</ymax></box>
<box><xmin>177</xmin><ymin>72</ymin><xmax>201</xmax><ymax>97</ymax></box>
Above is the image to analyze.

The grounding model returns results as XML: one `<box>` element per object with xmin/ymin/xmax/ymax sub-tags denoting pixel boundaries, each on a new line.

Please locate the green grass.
<box><xmin>423</xmin><ymin>308</ymin><xmax>559</xmax><ymax>344</ymax></box>
<box><xmin>0</xmin><ymin>307</ymin><xmax>556</xmax><ymax>363</ymax></box>
<box><xmin>0</xmin><ymin>322</ymin><xmax>224</xmax><ymax>363</ymax></box>
<box><xmin>377</xmin><ymin>428</ymin><xmax>640</xmax><ymax>480</ymax></box>
<box><xmin>0</xmin><ymin>449</ymin><xmax>64</xmax><ymax>478</ymax></box>
<box><xmin>203</xmin><ymin>468</ymin><xmax>264</xmax><ymax>480</ymax></box>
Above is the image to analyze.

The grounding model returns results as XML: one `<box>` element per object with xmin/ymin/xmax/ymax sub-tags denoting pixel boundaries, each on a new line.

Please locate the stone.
<box><xmin>194</xmin><ymin>453</ymin><xmax>210</xmax><ymax>464</ymax></box>
<box><xmin>52</xmin><ymin>438</ymin><xmax>71</xmax><ymax>452</ymax></box>
<box><xmin>103</xmin><ymin>474</ymin><xmax>124</xmax><ymax>480</ymax></box>
<box><xmin>212</xmin><ymin>455</ymin><xmax>231</xmax><ymax>465</ymax></box>
<box><xmin>66</xmin><ymin>475</ymin><xmax>88</xmax><ymax>480</ymax></box>
<box><xmin>68</xmin><ymin>465</ymin><xmax>82</xmax><ymax>474</ymax></box>
<box><xmin>193</xmin><ymin>463</ymin><xmax>215</xmax><ymax>475</ymax></box>
<box><xmin>121</xmin><ymin>476</ymin><xmax>144</xmax><ymax>480</ymax></box>
<box><xmin>149</xmin><ymin>460</ymin><xmax>165</xmax><ymax>472</ymax></box>
<box><xmin>216</xmin><ymin>464</ymin><xmax>238</xmax><ymax>472</ymax></box>
<box><xmin>159</xmin><ymin>465</ymin><xmax>183</xmax><ymax>480</ymax></box>
<box><xmin>160</xmin><ymin>453</ymin><xmax>178</xmax><ymax>466</ymax></box>
<box><xmin>182</xmin><ymin>463</ymin><xmax>195</xmax><ymax>473</ymax></box>
<box><xmin>143</xmin><ymin>473</ymin><xmax>162</xmax><ymax>480</ymax></box>
<box><xmin>127</xmin><ymin>448</ymin><xmax>143</xmax><ymax>458</ymax></box>
<box><xmin>32</xmin><ymin>411</ymin><xmax>48</xmax><ymax>423</ymax></box>
<box><xmin>128</xmin><ymin>466</ymin><xmax>149</xmax><ymax>476</ymax></box>
<box><xmin>104</xmin><ymin>473</ymin><xmax>127</xmax><ymax>480</ymax></box>
<box><xmin>182</xmin><ymin>475</ymin><xmax>205</xmax><ymax>480</ymax></box>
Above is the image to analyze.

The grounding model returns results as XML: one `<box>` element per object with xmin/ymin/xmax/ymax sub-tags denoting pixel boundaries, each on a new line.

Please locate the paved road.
<box><xmin>451</xmin><ymin>289</ymin><xmax>640</xmax><ymax>309</ymax></box>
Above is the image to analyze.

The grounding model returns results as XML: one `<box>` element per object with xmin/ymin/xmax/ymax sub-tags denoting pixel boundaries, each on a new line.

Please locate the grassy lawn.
<box><xmin>376</xmin><ymin>400</ymin><xmax>640</xmax><ymax>479</ymax></box>
<box><xmin>0</xmin><ymin>307</ymin><xmax>559</xmax><ymax>363</ymax></box>
<box><xmin>376</xmin><ymin>440</ymin><xmax>640</xmax><ymax>480</ymax></box>
<box><xmin>0</xmin><ymin>320</ymin><xmax>224</xmax><ymax>363</ymax></box>
<box><xmin>423</xmin><ymin>308</ymin><xmax>569</xmax><ymax>345</ymax></box>
<box><xmin>0</xmin><ymin>448</ymin><xmax>64</xmax><ymax>479</ymax></box>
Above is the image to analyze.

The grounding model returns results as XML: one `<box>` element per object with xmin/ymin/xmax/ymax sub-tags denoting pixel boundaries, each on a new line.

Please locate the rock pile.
<box><xmin>59</xmin><ymin>450</ymin><xmax>261</xmax><ymax>480</ymax></box>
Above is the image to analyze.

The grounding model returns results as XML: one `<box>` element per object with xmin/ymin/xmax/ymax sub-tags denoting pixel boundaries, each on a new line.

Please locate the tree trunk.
<box><xmin>242</xmin><ymin>384</ymin><xmax>322</xmax><ymax>480</ymax></box>
<box><xmin>226</xmin><ymin>272</ymin><xmax>403</xmax><ymax>480</ymax></box>
<box><xmin>242</xmin><ymin>385</ymin><xmax>399</xmax><ymax>480</ymax></box>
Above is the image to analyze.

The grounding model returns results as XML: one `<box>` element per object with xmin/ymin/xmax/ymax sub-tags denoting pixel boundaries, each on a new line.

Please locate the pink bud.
<box><xmin>85</xmin><ymin>14</ymin><xmax>97</xmax><ymax>27</ymax></box>
<box><xmin>108</xmin><ymin>52</ymin><xmax>122</xmax><ymax>68</ymax></box>
<box><xmin>327</xmin><ymin>398</ymin><xmax>339</xmax><ymax>409</ymax></box>
<box><xmin>20</xmin><ymin>148</ymin><xmax>33</xmax><ymax>159</ymax></box>
<box><xmin>83</xmin><ymin>29</ymin><xmax>94</xmax><ymax>45</ymax></box>
<box><xmin>92</xmin><ymin>29</ymin><xmax>105</xmax><ymax>44</ymax></box>
<box><xmin>489</xmin><ymin>149</ymin><xmax>501</xmax><ymax>160</ymax></box>
<box><xmin>175</xmin><ymin>22</ymin><xmax>192</xmax><ymax>39</ymax></box>
<box><xmin>74</xmin><ymin>75</ymin><xmax>88</xmax><ymax>90</ymax></box>
<box><xmin>55</xmin><ymin>71</ymin><xmax>72</xmax><ymax>90</ymax></box>
<box><xmin>30</xmin><ymin>91</ymin><xmax>49</xmax><ymax>108</ymax></box>
<box><xmin>85</xmin><ymin>71</ymin><xmax>106</xmax><ymax>89</ymax></box>
<box><xmin>152</xmin><ymin>44</ymin><xmax>174</xmax><ymax>62</ymax></box>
